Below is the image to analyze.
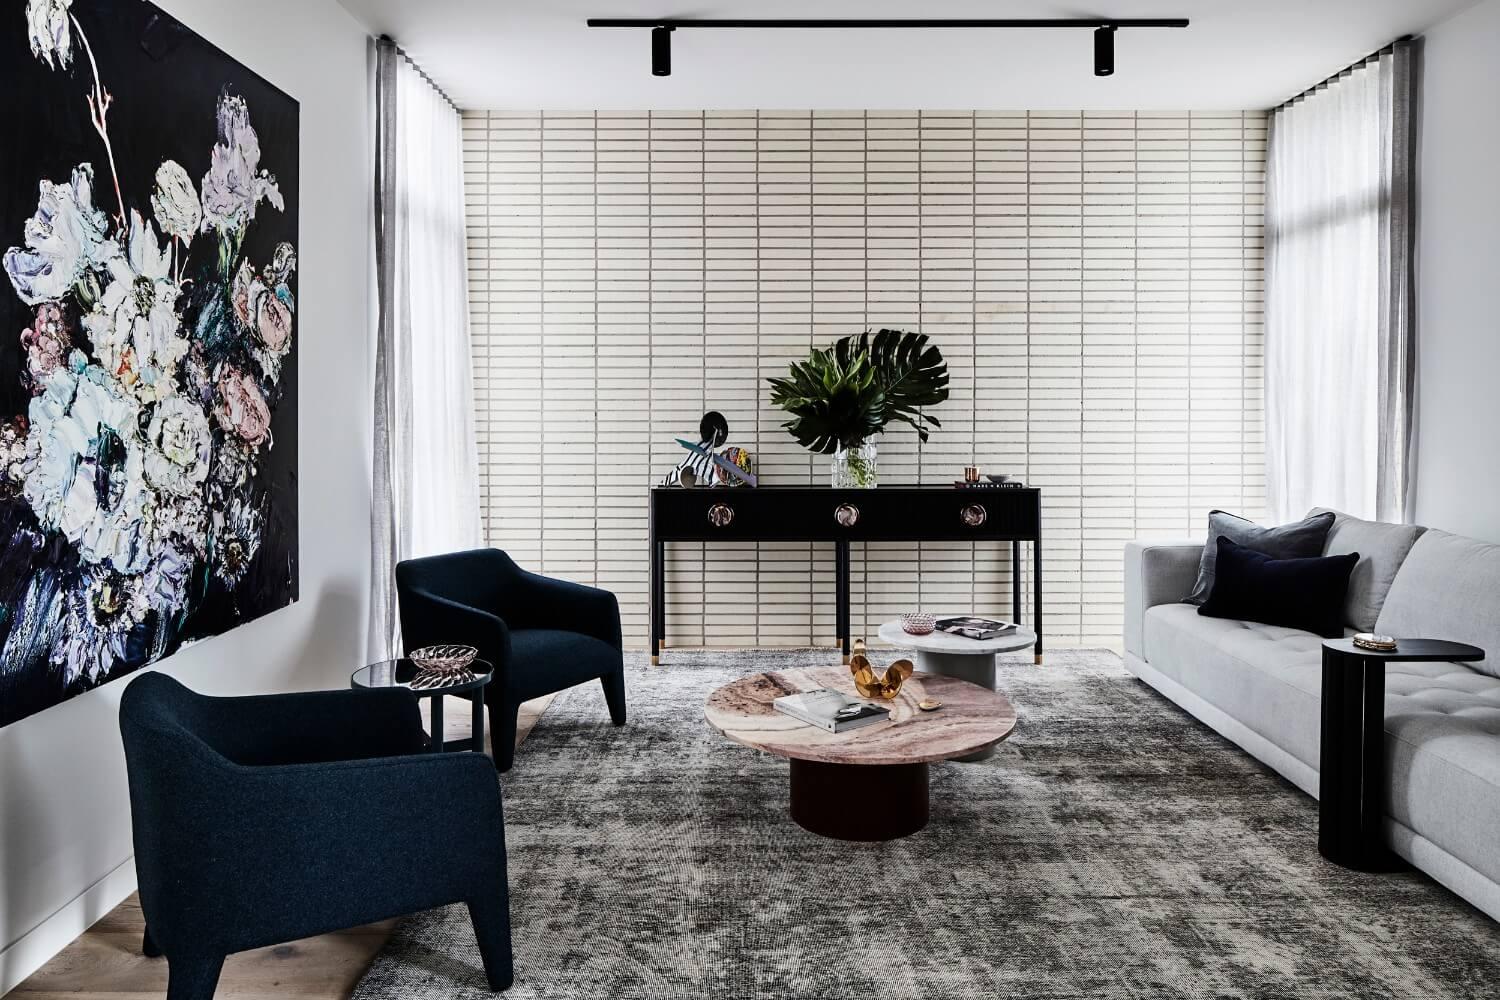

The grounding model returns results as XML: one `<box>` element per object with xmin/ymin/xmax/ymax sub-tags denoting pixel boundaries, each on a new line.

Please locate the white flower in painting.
<box><xmin>24</xmin><ymin>364</ymin><xmax>155</xmax><ymax>574</ymax></box>
<box><xmin>26</xmin><ymin>0</ymin><xmax>73</xmax><ymax>69</ymax></box>
<box><xmin>201</xmin><ymin>95</ymin><xmax>284</xmax><ymax>236</ymax></box>
<box><xmin>151</xmin><ymin>493</ymin><xmax>207</xmax><ymax>557</ymax></box>
<box><xmin>84</xmin><ymin>211</ymin><xmax>188</xmax><ymax>401</ymax></box>
<box><xmin>144</xmin><ymin>396</ymin><xmax>211</xmax><ymax>497</ymax></box>
<box><xmin>212</xmin><ymin>495</ymin><xmax>263</xmax><ymax>587</ymax></box>
<box><xmin>149</xmin><ymin>160</ymin><xmax>201</xmax><ymax>246</ymax></box>
<box><xmin>52</xmin><ymin>569</ymin><xmax>150</xmax><ymax>686</ymax></box>
<box><xmin>3</xmin><ymin>165</ymin><xmax>117</xmax><ymax>306</ymax></box>
<box><xmin>143</xmin><ymin>543</ymin><xmax>194</xmax><ymax>617</ymax></box>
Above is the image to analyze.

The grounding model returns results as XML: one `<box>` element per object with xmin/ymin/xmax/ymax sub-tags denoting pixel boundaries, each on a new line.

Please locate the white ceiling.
<box><xmin>337</xmin><ymin>0</ymin><xmax>1477</xmax><ymax>111</ymax></box>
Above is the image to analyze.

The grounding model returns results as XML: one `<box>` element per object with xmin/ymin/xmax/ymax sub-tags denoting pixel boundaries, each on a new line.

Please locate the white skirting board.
<box><xmin>0</xmin><ymin>856</ymin><xmax>137</xmax><ymax>996</ymax></box>
<box><xmin>1123</xmin><ymin>650</ymin><xmax>1500</xmax><ymax>924</ymax></box>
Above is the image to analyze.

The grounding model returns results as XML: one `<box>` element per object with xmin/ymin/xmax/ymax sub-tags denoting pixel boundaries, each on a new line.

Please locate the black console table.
<box><xmin>648</xmin><ymin>486</ymin><xmax>1042</xmax><ymax>666</ymax></box>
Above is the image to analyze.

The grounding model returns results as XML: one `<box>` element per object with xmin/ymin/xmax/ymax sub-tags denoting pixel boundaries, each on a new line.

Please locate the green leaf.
<box><xmin>766</xmin><ymin>328</ymin><xmax>950</xmax><ymax>453</ymax></box>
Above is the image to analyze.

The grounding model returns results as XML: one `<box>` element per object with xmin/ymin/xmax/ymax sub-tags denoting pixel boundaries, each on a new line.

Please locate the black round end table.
<box><xmin>351</xmin><ymin>659</ymin><xmax>493</xmax><ymax>756</ymax></box>
<box><xmin>1318</xmin><ymin>637</ymin><xmax>1484</xmax><ymax>871</ymax></box>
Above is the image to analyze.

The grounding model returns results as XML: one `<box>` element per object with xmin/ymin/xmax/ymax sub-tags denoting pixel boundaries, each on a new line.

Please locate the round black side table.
<box><xmin>1319</xmin><ymin>638</ymin><xmax>1484</xmax><ymax>871</ymax></box>
<box><xmin>351</xmin><ymin>659</ymin><xmax>493</xmax><ymax>756</ymax></box>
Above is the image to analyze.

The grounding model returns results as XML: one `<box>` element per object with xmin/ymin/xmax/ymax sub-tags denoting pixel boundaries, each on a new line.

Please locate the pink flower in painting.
<box><xmin>213</xmin><ymin>366</ymin><xmax>271</xmax><ymax>449</ymax></box>
<box><xmin>21</xmin><ymin>302</ymin><xmax>70</xmax><ymax>390</ymax></box>
<box><xmin>230</xmin><ymin>260</ymin><xmax>258</xmax><ymax>329</ymax></box>
<box><xmin>255</xmin><ymin>289</ymin><xmax>292</xmax><ymax>353</ymax></box>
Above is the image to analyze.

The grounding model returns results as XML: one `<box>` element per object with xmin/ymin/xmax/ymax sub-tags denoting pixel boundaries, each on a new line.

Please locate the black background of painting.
<box><xmin>0</xmin><ymin>0</ymin><xmax>299</xmax><ymax>726</ymax></box>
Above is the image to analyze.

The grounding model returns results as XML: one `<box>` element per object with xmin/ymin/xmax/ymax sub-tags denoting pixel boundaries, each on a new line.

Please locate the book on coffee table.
<box><xmin>935</xmin><ymin>616</ymin><xmax>1017</xmax><ymax>641</ymax></box>
<box><xmin>773</xmin><ymin>688</ymin><xmax>890</xmax><ymax>733</ymax></box>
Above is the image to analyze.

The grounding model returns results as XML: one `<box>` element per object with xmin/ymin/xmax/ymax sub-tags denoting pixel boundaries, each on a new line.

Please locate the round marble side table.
<box><xmin>877</xmin><ymin>619</ymin><xmax>1036</xmax><ymax>761</ymax></box>
<box><xmin>877</xmin><ymin>619</ymin><xmax>1038</xmax><ymax>690</ymax></box>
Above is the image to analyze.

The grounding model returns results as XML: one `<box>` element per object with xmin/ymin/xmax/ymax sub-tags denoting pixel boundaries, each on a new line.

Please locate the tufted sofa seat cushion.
<box><xmin>1143</xmin><ymin>603</ymin><xmax>1325</xmax><ymax>767</ymax></box>
<box><xmin>1386</xmin><ymin>662</ymin><xmax>1500</xmax><ymax>887</ymax></box>
<box><xmin>1144</xmin><ymin>602</ymin><xmax>1500</xmax><ymax>888</ymax></box>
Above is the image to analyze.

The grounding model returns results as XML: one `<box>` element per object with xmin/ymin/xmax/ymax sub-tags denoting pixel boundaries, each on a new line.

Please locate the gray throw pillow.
<box><xmin>1308</xmin><ymin>507</ymin><xmax>1426</xmax><ymax>631</ymax></box>
<box><xmin>1184</xmin><ymin>510</ymin><xmax>1337</xmax><ymax>606</ymax></box>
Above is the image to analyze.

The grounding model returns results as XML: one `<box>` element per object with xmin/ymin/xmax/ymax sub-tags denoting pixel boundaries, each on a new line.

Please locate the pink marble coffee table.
<box><xmin>704</xmin><ymin>666</ymin><xmax>1017</xmax><ymax>840</ymax></box>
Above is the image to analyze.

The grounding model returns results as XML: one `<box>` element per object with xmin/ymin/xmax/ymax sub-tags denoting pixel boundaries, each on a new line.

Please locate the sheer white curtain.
<box><xmin>1265</xmin><ymin>42</ymin><xmax>1414</xmax><ymax>523</ymax></box>
<box><xmin>370</xmin><ymin>38</ymin><xmax>482</xmax><ymax>657</ymax></box>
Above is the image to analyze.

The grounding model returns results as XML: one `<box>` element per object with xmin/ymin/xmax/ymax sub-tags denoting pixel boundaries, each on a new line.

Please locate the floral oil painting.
<box><xmin>0</xmin><ymin>0</ymin><xmax>299</xmax><ymax>727</ymax></box>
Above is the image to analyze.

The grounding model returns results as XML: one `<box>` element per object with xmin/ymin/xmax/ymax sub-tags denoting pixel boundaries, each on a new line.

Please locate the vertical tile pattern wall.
<box><xmin>463</xmin><ymin>110</ymin><xmax>1266</xmax><ymax>649</ymax></box>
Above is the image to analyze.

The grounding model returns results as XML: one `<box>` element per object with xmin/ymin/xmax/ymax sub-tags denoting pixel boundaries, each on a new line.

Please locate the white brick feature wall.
<box><xmin>462</xmin><ymin>110</ymin><xmax>1266</xmax><ymax>649</ymax></box>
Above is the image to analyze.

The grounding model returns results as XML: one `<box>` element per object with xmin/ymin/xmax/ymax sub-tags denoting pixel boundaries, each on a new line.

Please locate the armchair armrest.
<box><xmin>201</xmin><ymin>686</ymin><xmax>426</xmax><ymax>765</ymax></box>
<box><xmin>150</xmin><ymin>751</ymin><xmax>506</xmax><ymax>954</ymax></box>
<box><xmin>502</xmin><ymin>569</ymin><xmax>622</xmax><ymax>650</ymax></box>
<box><xmin>1124</xmin><ymin>539</ymin><xmax>1203</xmax><ymax>659</ymax></box>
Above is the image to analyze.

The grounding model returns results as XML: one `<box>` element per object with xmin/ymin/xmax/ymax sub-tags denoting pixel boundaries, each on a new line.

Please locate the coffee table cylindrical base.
<box><xmin>788</xmin><ymin>759</ymin><xmax>929</xmax><ymax>841</ymax></box>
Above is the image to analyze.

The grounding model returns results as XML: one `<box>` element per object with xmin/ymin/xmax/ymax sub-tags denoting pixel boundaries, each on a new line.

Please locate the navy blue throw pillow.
<box><xmin>1198</xmin><ymin>537</ymin><xmax>1360</xmax><ymax>638</ymax></box>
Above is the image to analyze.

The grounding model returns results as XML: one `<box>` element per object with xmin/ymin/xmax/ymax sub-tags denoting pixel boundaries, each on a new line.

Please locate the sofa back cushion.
<box><xmin>1376</xmin><ymin>529</ymin><xmax>1500</xmax><ymax>677</ymax></box>
<box><xmin>1310</xmin><ymin>508</ymin><xmax>1426</xmax><ymax>631</ymax></box>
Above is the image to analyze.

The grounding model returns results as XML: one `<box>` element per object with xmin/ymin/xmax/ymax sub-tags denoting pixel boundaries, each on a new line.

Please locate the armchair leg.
<box><xmin>601</xmin><ymin>669</ymin><xmax>627</xmax><ymax>726</ymax></box>
<box><xmin>166</xmin><ymin>953</ymin><xmax>224</xmax><ymax>1000</ymax></box>
<box><xmin>491</xmin><ymin>700</ymin><xmax>520</xmax><ymax>772</ymax></box>
<box><xmin>142</xmin><ymin>926</ymin><xmax>162</xmax><ymax>958</ymax></box>
<box><xmin>467</xmin><ymin>894</ymin><xmax>515</xmax><ymax>991</ymax></box>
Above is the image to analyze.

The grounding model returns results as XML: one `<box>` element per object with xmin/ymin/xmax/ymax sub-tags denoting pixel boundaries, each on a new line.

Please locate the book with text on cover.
<box><xmin>935</xmin><ymin>616</ymin><xmax>1018</xmax><ymax>641</ymax></box>
<box><xmin>773</xmin><ymin>688</ymin><xmax>891</xmax><ymax>733</ymax></box>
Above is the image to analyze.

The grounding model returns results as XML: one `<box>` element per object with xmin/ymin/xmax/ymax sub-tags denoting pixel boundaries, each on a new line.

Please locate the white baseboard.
<box><xmin>0</xmin><ymin>856</ymin><xmax>137</xmax><ymax>996</ymax></box>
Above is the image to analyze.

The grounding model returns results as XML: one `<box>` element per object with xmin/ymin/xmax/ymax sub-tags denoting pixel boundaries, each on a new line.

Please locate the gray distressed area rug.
<box><xmin>353</xmin><ymin>649</ymin><xmax>1500</xmax><ymax>999</ymax></box>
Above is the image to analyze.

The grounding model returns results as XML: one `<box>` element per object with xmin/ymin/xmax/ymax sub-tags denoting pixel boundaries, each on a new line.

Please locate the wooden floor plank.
<box><xmin>9</xmin><ymin>692</ymin><xmax>555</xmax><ymax>999</ymax></box>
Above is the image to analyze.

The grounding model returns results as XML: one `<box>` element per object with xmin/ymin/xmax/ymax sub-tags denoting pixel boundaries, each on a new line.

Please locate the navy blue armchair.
<box><xmin>119</xmin><ymin>672</ymin><xmax>513</xmax><ymax>999</ymax></box>
<box><xmin>396</xmin><ymin>548</ymin><xmax>626</xmax><ymax>771</ymax></box>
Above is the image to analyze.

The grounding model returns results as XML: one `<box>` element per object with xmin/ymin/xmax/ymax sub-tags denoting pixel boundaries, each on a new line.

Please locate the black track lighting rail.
<box><xmin>593</xmin><ymin>17</ymin><xmax>1186</xmax><ymax>77</ymax></box>
<box><xmin>587</xmin><ymin>18</ymin><xmax>1189</xmax><ymax>29</ymax></box>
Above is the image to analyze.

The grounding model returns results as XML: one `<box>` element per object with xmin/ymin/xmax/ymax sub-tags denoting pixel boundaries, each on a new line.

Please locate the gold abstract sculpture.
<box><xmin>848</xmin><ymin>638</ymin><xmax>914</xmax><ymax>700</ymax></box>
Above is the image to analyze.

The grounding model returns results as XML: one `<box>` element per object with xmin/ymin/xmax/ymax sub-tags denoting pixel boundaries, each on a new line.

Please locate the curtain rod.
<box><xmin>378</xmin><ymin>35</ymin><xmax>461</xmax><ymax>113</ymax></box>
<box><xmin>1270</xmin><ymin>36</ymin><xmax>1410</xmax><ymax>114</ymax></box>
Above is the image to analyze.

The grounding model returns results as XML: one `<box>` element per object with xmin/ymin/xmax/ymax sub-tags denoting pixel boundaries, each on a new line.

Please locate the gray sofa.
<box><xmin>1124</xmin><ymin>510</ymin><xmax>1500</xmax><ymax>920</ymax></box>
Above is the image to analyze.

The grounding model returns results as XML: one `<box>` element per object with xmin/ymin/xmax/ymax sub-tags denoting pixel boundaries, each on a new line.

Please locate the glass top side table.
<box><xmin>351</xmin><ymin>658</ymin><xmax>493</xmax><ymax>756</ymax></box>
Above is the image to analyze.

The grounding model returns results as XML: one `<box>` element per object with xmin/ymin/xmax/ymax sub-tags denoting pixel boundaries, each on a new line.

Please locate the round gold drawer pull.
<box><xmin>834</xmin><ymin>503</ymin><xmax>860</xmax><ymax>527</ymax></box>
<box><xmin>960</xmin><ymin>504</ymin><xmax>988</xmax><ymax>527</ymax></box>
<box><xmin>707</xmin><ymin>503</ymin><xmax>734</xmax><ymax>527</ymax></box>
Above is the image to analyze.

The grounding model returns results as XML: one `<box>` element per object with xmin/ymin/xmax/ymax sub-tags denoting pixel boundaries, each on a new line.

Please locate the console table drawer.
<box><xmin>651</xmin><ymin>488</ymin><xmax>1039</xmax><ymax>542</ymax></box>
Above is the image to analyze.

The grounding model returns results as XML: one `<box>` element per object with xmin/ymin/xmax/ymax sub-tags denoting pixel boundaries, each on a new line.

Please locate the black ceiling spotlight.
<box><xmin>588</xmin><ymin>18</ymin><xmax>1189</xmax><ymax>78</ymax></box>
<box><xmin>652</xmin><ymin>25</ymin><xmax>673</xmax><ymax>77</ymax></box>
<box><xmin>1094</xmin><ymin>24</ymin><xmax>1116</xmax><ymax>76</ymax></box>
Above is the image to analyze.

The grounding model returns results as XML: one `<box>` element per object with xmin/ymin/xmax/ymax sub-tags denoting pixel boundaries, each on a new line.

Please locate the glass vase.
<box><xmin>831</xmin><ymin>440</ymin><xmax>879</xmax><ymax>489</ymax></box>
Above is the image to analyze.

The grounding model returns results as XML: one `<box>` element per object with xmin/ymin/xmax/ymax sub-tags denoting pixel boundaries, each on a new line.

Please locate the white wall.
<box><xmin>1412</xmin><ymin>0</ymin><xmax>1500</xmax><ymax>542</ymax></box>
<box><xmin>0</xmin><ymin>0</ymin><xmax>373</xmax><ymax>990</ymax></box>
<box><xmin>463</xmin><ymin>109</ymin><xmax>1267</xmax><ymax>649</ymax></box>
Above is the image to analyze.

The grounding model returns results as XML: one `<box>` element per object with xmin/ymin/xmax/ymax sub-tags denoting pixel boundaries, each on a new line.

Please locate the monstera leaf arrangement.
<box><xmin>767</xmin><ymin>329</ymin><xmax>949</xmax><ymax>487</ymax></box>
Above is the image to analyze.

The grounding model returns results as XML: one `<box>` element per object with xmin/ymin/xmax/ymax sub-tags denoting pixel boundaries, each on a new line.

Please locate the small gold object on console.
<box><xmin>848</xmin><ymin>638</ymin><xmax>914</xmax><ymax>700</ymax></box>
<box><xmin>917</xmin><ymin>698</ymin><xmax>943</xmax><ymax>712</ymax></box>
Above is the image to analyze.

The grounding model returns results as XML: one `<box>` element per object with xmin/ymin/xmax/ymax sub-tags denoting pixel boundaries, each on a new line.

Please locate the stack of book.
<box><xmin>952</xmin><ymin>480</ymin><xmax>1027</xmax><ymax>489</ymax></box>
<box><xmin>773</xmin><ymin>688</ymin><xmax>890</xmax><ymax>733</ymax></box>
<box><xmin>935</xmin><ymin>616</ymin><xmax>1017</xmax><ymax>640</ymax></box>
